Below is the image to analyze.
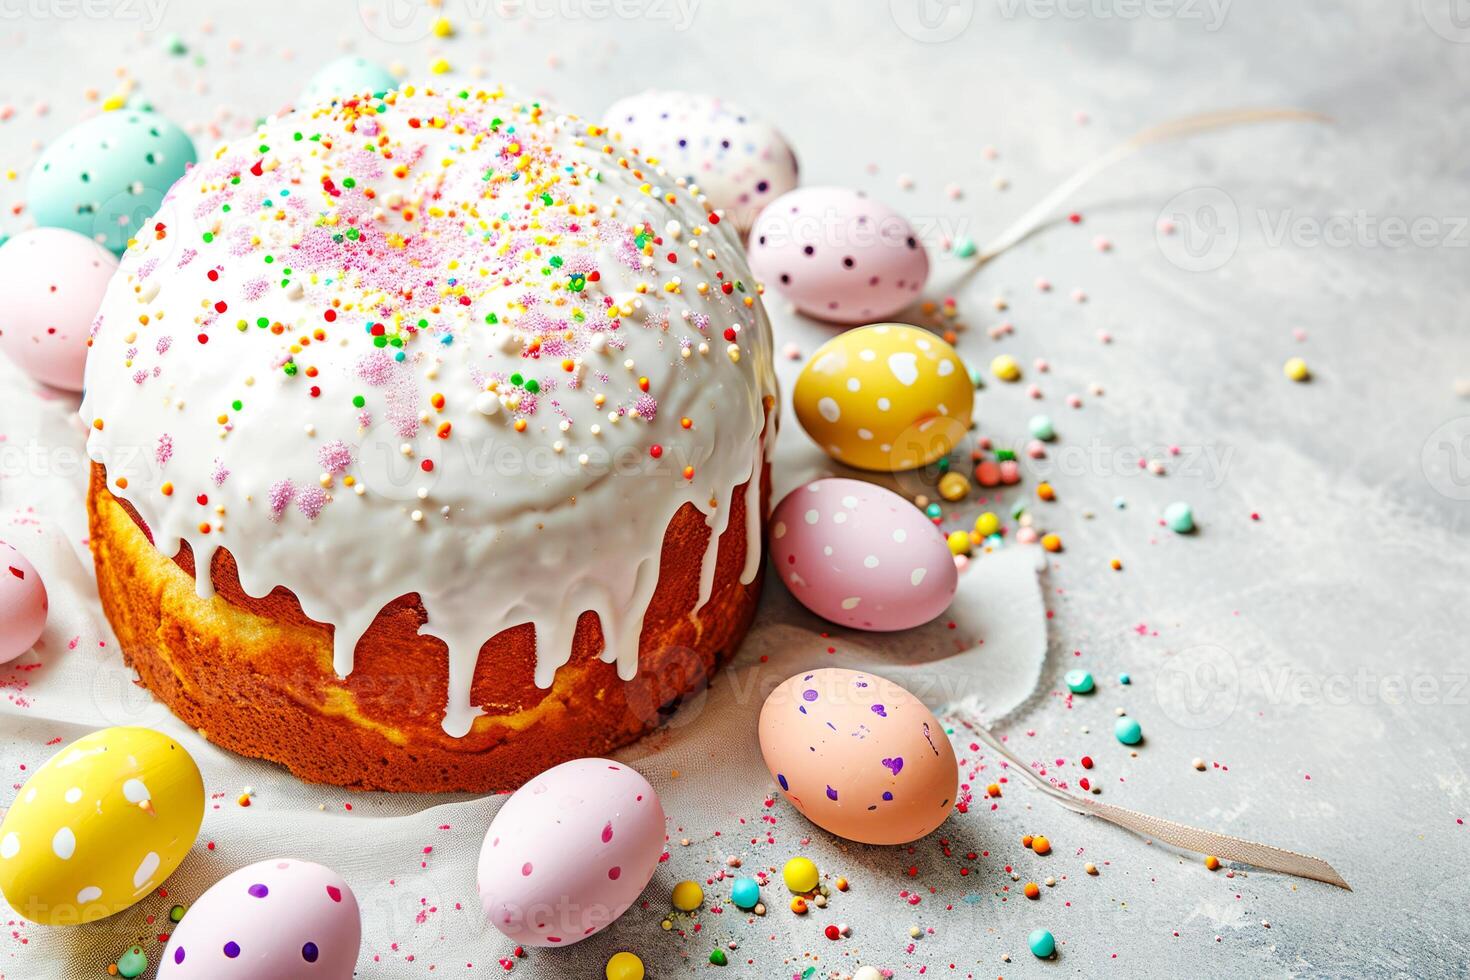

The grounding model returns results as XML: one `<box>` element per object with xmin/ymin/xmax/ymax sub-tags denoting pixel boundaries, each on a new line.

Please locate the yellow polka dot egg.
<box><xmin>793</xmin><ymin>323</ymin><xmax>973</xmax><ymax>471</ymax></box>
<box><xmin>0</xmin><ymin>726</ymin><xmax>204</xmax><ymax>924</ymax></box>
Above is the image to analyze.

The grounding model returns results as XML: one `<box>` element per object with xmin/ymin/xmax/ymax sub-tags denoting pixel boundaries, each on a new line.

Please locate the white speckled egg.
<box><xmin>0</xmin><ymin>541</ymin><xmax>47</xmax><ymax>663</ymax></box>
<box><xmin>749</xmin><ymin>187</ymin><xmax>929</xmax><ymax>324</ymax></box>
<box><xmin>603</xmin><ymin>90</ymin><xmax>798</xmax><ymax>230</ymax></box>
<box><xmin>0</xmin><ymin>727</ymin><xmax>204</xmax><ymax>924</ymax></box>
<box><xmin>759</xmin><ymin>668</ymin><xmax>959</xmax><ymax>845</ymax></box>
<box><xmin>0</xmin><ymin>228</ymin><xmax>118</xmax><ymax>391</ymax></box>
<box><xmin>28</xmin><ymin>110</ymin><xmax>196</xmax><ymax>254</ymax></box>
<box><xmin>478</xmin><ymin>758</ymin><xmax>665</xmax><ymax>947</ymax></box>
<box><xmin>770</xmin><ymin>478</ymin><xmax>957</xmax><ymax>631</ymax></box>
<box><xmin>300</xmin><ymin>56</ymin><xmax>398</xmax><ymax>106</ymax></box>
<box><xmin>158</xmin><ymin>859</ymin><xmax>361</xmax><ymax>978</ymax></box>
<box><xmin>793</xmin><ymin>323</ymin><xmax>973</xmax><ymax>471</ymax></box>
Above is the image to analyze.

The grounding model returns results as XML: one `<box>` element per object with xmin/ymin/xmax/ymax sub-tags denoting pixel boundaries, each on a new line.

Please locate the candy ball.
<box><xmin>730</xmin><ymin>877</ymin><xmax>760</xmax><ymax>910</ymax></box>
<box><xmin>0</xmin><ymin>542</ymin><xmax>48</xmax><ymax>663</ymax></box>
<box><xmin>1284</xmin><ymin>357</ymin><xmax>1310</xmax><ymax>382</ymax></box>
<box><xmin>1115</xmin><ymin>716</ymin><xmax>1143</xmax><ymax>745</ymax></box>
<box><xmin>605</xmin><ymin>952</ymin><xmax>644</xmax><ymax>980</ymax></box>
<box><xmin>991</xmin><ymin>354</ymin><xmax>1020</xmax><ymax>381</ymax></box>
<box><xmin>782</xmin><ymin>857</ymin><xmax>819</xmax><ymax>894</ymax></box>
<box><xmin>300</xmin><ymin>56</ymin><xmax>397</xmax><ymax>106</ymax></box>
<box><xmin>116</xmin><ymin>946</ymin><xmax>147</xmax><ymax>978</ymax></box>
<box><xmin>1028</xmin><ymin>928</ymin><xmax>1056</xmax><ymax>958</ymax></box>
<box><xmin>1163</xmin><ymin>501</ymin><xmax>1195</xmax><ymax>534</ymax></box>
<box><xmin>1028</xmin><ymin>414</ymin><xmax>1056</xmax><ymax>441</ymax></box>
<box><xmin>29</xmin><ymin>110</ymin><xmax>195</xmax><ymax>254</ymax></box>
<box><xmin>603</xmin><ymin>90</ymin><xmax>798</xmax><ymax>231</ymax></box>
<box><xmin>749</xmin><ymin>188</ymin><xmax>928</xmax><ymax>324</ymax></box>
<box><xmin>672</xmin><ymin>879</ymin><xmax>704</xmax><ymax>912</ymax></box>
<box><xmin>0</xmin><ymin>228</ymin><xmax>118</xmax><ymax>390</ymax></box>
<box><xmin>792</xmin><ymin>323</ymin><xmax>973</xmax><ymax>471</ymax></box>
<box><xmin>770</xmin><ymin>478</ymin><xmax>958</xmax><ymax>631</ymax></box>
<box><xmin>1064</xmin><ymin>670</ymin><xmax>1094</xmax><ymax>694</ymax></box>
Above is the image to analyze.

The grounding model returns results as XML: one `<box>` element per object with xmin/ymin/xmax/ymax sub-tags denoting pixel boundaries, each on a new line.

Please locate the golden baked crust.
<box><xmin>88</xmin><ymin>460</ymin><xmax>767</xmax><ymax>793</ymax></box>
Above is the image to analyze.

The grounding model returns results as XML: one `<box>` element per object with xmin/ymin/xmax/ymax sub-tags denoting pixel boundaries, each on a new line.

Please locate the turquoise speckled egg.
<box><xmin>300</xmin><ymin>56</ymin><xmax>398</xmax><ymax>106</ymax></box>
<box><xmin>28</xmin><ymin>110</ymin><xmax>195</xmax><ymax>255</ymax></box>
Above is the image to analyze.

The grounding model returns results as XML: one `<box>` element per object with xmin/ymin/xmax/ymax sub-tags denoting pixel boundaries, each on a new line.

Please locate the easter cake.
<box><xmin>81</xmin><ymin>84</ymin><xmax>777</xmax><ymax>793</ymax></box>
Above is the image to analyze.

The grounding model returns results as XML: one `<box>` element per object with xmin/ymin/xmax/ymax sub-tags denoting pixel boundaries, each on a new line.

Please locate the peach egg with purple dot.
<box><xmin>0</xmin><ymin>727</ymin><xmax>203</xmax><ymax>924</ymax></box>
<box><xmin>748</xmin><ymin>187</ymin><xmax>929</xmax><ymax>325</ymax></box>
<box><xmin>0</xmin><ymin>541</ymin><xmax>47</xmax><ymax>663</ymax></box>
<box><xmin>0</xmin><ymin>228</ymin><xmax>118</xmax><ymax>391</ymax></box>
<box><xmin>759</xmin><ymin>668</ymin><xmax>960</xmax><ymax>845</ymax></box>
<box><xmin>770</xmin><ymin>478</ymin><xmax>957</xmax><ymax>632</ymax></box>
<box><xmin>157</xmin><ymin>858</ymin><xmax>360</xmax><ymax>977</ymax></box>
<box><xmin>477</xmin><ymin>758</ymin><xmax>665</xmax><ymax>947</ymax></box>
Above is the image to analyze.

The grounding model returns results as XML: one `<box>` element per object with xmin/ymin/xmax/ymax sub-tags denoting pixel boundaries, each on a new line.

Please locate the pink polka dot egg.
<box><xmin>477</xmin><ymin>758</ymin><xmax>665</xmax><ymax>947</ymax></box>
<box><xmin>748</xmin><ymin>187</ymin><xmax>929</xmax><ymax>324</ymax></box>
<box><xmin>0</xmin><ymin>228</ymin><xmax>118</xmax><ymax>391</ymax></box>
<box><xmin>771</xmin><ymin>478</ymin><xmax>957</xmax><ymax>631</ymax></box>
<box><xmin>158</xmin><ymin>859</ymin><xmax>360</xmax><ymax>978</ymax></box>
<box><xmin>0</xmin><ymin>541</ymin><xmax>47</xmax><ymax>663</ymax></box>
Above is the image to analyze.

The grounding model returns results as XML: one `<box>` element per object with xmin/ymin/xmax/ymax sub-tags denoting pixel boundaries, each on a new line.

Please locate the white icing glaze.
<box><xmin>603</xmin><ymin>90</ymin><xmax>799</xmax><ymax>232</ymax></box>
<box><xmin>82</xmin><ymin>84</ymin><xmax>777</xmax><ymax>738</ymax></box>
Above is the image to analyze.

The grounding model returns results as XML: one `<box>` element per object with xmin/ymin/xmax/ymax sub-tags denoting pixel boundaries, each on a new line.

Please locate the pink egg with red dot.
<box><xmin>477</xmin><ymin>758</ymin><xmax>665</xmax><ymax>948</ymax></box>
<box><xmin>0</xmin><ymin>228</ymin><xmax>118</xmax><ymax>391</ymax></box>
<box><xmin>157</xmin><ymin>859</ymin><xmax>360</xmax><ymax>978</ymax></box>
<box><xmin>748</xmin><ymin>187</ymin><xmax>929</xmax><ymax>325</ymax></box>
<box><xmin>770</xmin><ymin>478</ymin><xmax>957</xmax><ymax>631</ymax></box>
<box><xmin>0</xmin><ymin>542</ymin><xmax>47</xmax><ymax>663</ymax></box>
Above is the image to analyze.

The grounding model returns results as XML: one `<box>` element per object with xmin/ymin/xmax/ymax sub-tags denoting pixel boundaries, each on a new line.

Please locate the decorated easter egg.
<box><xmin>771</xmin><ymin>479</ymin><xmax>957</xmax><ymax>631</ymax></box>
<box><xmin>0</xmin><ymin>541</ymin><xmax>48</xmax><ymax>663</ymax></box>
<box><xmin>603</xmin><ymin>90</ymin><xmax>798</xmax><ymax>230</ymax></box>
<box><xmin>0</xmin><ymin>228</ymin><xmax>118</xmax><ymax>390</ymax></box>
<box><xmin>793</xmin><ymin>323</ymin><xmax>972</xmax><ymax>471</ymax></box>
<box><xmin>158</xmin><ymin>859</ymin><xmax>361</xmax><ymax>977</ymax></box>
<box><xmin>28</xmin><ymin>110</ymin><xmax>196</xmax><ymax>254</ymax></box>
<box><xmin>478</xmin><ymin>758</ymin><xmax>665</xmax><ymax>947</ymax></box>
<box><xmin>759</xmin><ymin>668</ymin><xmax>959</xmax><ymax>845</ymax></box>
<box><xmin>300</xmin><ymin>56</ymin><xmax>398</xmax><ymax>106</ymax></box>
<box><xmin>0</xmin><ymin>727</ymin><xmax>204</xmax><ymax>924</ymax></box>
<box><xmin>749</xmin><ymin>187</ymin><xmax>929</xmax><ymax>324</ymax></box>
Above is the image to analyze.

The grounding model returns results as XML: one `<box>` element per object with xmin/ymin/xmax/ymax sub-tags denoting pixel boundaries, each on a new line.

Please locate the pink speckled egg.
<box><xmin>478</xmin><ymin>758</ymin><xmax>665</xmax><ymax>948</ymax></box>
<box><xmin>0</xmin><ymin>228</ymin><xmax>117</xmax><ymax>391</ymax></box>
<box><xmin>603</xmin><ymin>89</ymin><xmax>799</xmax><ymax>231</ymax></box>
<box><xmin>748</xmin><ymin>187</ymin><xmax>929</xmax><ymax>324</ymax></box>
<box><xmin>0</xmin><ymin>542</ymin><xmax>47</xmax><ymax>663</ymax></box>
<box><xmin>770</xmin><ymin>479</ymin><xmax>957</xmax><ymax>631</ymax></box>
<box><xmin>759</xmin><ymin>668</ymin><xmax>959</xmax><ymax>845</ymax></box>
<box><xmin>158</xmin><ymin>859</ymin><xmax>361</xmax><ymax>978</ymax></box>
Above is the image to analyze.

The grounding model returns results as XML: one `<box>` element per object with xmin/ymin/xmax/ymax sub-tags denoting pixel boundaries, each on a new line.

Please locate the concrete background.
<box><xmin>1</xmin><ymin>0</ymin><xmax>1468</xmax><ymax>976</ymax></box>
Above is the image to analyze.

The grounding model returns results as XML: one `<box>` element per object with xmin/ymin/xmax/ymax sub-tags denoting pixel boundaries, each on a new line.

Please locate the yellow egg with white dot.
<box><xmin>793</xmin><ymin>323</ymin><xmax>973</xmax><ymax>472</ymax></box>
<box><xmin>0</xmin><ymin>727</ymin><xmax>204</xmax><ymax>924</ymax></box>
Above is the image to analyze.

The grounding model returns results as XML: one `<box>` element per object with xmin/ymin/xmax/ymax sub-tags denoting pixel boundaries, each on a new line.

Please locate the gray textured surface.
<box><xmin>1</xmin><ymin>0</ymin><xmax>1468</xmax><ymax>977</ymax></box>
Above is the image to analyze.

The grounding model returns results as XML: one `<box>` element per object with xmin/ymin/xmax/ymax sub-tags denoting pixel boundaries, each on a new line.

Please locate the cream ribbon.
<box><xmin>965</xmin><ymin>721</ymin><xmax>1351</xmax><ymax>890</ymax></box>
